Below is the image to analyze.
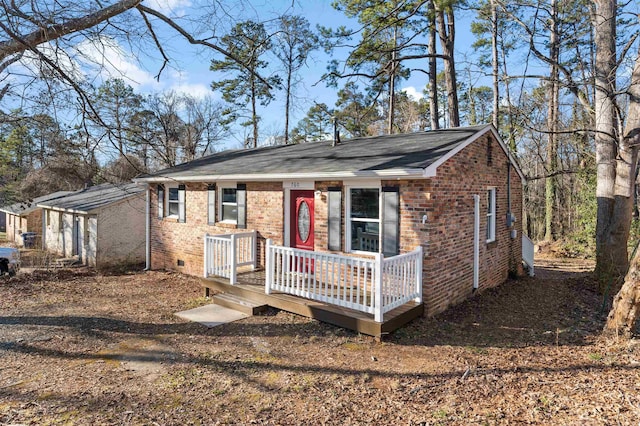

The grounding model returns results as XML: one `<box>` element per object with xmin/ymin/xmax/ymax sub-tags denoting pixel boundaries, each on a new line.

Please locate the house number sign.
<box><xmin>283</xmin><ymin>181</ymin><xmax>314</xmax><ymax>190</ymax></box>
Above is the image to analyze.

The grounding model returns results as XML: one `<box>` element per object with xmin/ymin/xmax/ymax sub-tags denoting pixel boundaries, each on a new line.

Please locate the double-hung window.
<box><xmin>216</xmin><ymin>183</ymin><xmax>246</xmax><ymax>228</ymax></box>
<box><xmin>165</xmin><ymin>184</ymin><xmax>186</xmax><ymax>222</ymax></box>
<box><xmin>348</xmin><ymin>187</ymin><xmax>380</xmax><ymax>253</ymax></box>
<box><xmin>220</xmin><ymin>187</ymin><xmax>238</xmax><ymax>223</ymax></box>
<box><xmin>486</xmin><ymin>187</ymin><xmax>496</xmax><ymax>243</ymax></box>
<box><xmin>167</xmin><ymin>187</ymin><xmax>180</xmax><ymax>218</ymax></box>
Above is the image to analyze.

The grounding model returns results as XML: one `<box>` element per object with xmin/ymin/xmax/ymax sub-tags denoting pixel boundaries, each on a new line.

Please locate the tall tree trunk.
<box><xmin>250</xmin><ymin>76</ymin><xmax>258</xmax><ymax>149</ymax></box>
<box><xmin>387</xmin><ymin>26</ymin><xmax>398</xmax><ymax>135</ymax></box>
<box><xmin>435</xmin><ymin>3</ymin><xmax>460</xmax><ymax>127</ymax></box>
<box><xmin>603</xmin><ymin>45</ymin><xmax>640</xmax><ymax>333</ymax></box>
<box><xmin>284</xmin><ymin>44</ymin><xmax>293</xmax><ymax>145</ymax></box>
<box><xmin>545</xmin><ymin>0</ymin><xmax>559</xmax><ymax>242</ymax></box>
<box><xmin>593</xmin><ymin>0</ymin><xmax>631</xmax><ymax>289</ymax></box>
<box><xmin>428</xmin><ymin>2</ymin><xmax>439</xmax><ymax>130</ymax></box>
<box><xmin>604</xmin><ymin>244</ymin><xmax>640</xmax><ymax>337</ymax></box>
<box><xmin>491</xmin><ymin>0</ymin><xmax>499</xmax><ymax>129</ymax></box>
<box><xmin>499</xmin><ymin>23</ymin><xmax>516</xmax><ymax>151</ymax></box>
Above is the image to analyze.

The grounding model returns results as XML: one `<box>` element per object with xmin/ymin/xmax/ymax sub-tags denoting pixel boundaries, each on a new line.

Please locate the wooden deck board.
<box><xmin>200</xmin><ymin>270</ymin><xmax>423</xmax><ymax>337</ymax></box>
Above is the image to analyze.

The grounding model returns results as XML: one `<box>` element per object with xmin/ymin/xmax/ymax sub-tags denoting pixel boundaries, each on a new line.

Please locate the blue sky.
<box><xmin>8</xmin><ymin>0</ymin><xmax>487</xmax><ymax>150</ymax></box>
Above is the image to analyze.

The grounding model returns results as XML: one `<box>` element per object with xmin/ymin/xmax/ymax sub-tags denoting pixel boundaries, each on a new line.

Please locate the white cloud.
<box><xmin>76</xmin><ymin>37</ymin><xmax>159</xmax><ymax>88</ymax></box>
<box><xmin>161</xmin><ymin>69</ymin><xmax>213</xmax><ymax>99</ymax></box>
<box><xmin>171</xmin><ymin>82</ymin><xmax>212</xmax><ymax>98</ymax></box>
<box><xmin>402</xmin><ymin>86</ymin><xmax>425</xmax><ymax>101</ymax></box>
<box><xmin>144</xmin><ymin>0</ymin><xmax>192</xmax><ymax>15</ymax></box>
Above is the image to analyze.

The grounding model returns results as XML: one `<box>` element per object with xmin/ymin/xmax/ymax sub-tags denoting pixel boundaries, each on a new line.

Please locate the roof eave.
<box><xmin>133</xmin><ymin>168</ymin><xmax>430</xmax><ymax>183</ymax></box>
<box><xmin>37</xmin><ymin>204</ymin><xmax>90</xmax><ymax>214</ymax></box>
<box><xmin>422</xmin><ymin>124</ymin><xmax>526</xmax><ymax>182</ymax></box>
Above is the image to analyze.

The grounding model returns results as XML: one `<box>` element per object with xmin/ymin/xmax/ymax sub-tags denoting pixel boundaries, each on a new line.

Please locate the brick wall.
<box><xmin>6</xmin><ymin>213</ymin><xmax>37</xmax><ymax>246</ymax></box>
<box><xmin>43</xmin><ymin>209</ymin><xmax>64</xmax><ymax>255</ymax></box>
<box><xmin>150</xmin><ymin>182</ymin><xmax>283</xmax><ymax>276</ymax></box>
<box><xmin>6</xmin><ymin>213</ymin><xmax>19</xmax><ymax>243</ymax></box>
<box><xmin>397</xmin><ymin>132</ymin><xmax>523</xmax><ymax>315</ymax></box>
<box><xmin>96</xmin><ymin>195</ymin><xmax>146</xmax><ymax>267</ymax></box>
<box><xmin>149</xmin><ymin>131</ymin><xmax>523</xmax><ymax>317</ymax></box>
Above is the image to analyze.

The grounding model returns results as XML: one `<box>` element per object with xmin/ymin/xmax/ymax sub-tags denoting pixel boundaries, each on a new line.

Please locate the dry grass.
<box><xmin>1</xmin><ymin>256</ymin><xmax>639</xmax><ymax>425</ymax></box>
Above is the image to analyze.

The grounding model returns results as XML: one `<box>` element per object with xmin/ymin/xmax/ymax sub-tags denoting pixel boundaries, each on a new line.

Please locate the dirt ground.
<box><xmin>1</xmin><ymin>253</ymin><xmax>640</xmax><ymax>425</ymax></box>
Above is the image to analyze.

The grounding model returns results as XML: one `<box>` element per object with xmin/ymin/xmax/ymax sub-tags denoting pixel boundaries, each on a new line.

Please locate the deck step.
<box><xmin>212</xmin><ymin>293</ymin><xmax>268</xmax><ymax>316</ymax></box>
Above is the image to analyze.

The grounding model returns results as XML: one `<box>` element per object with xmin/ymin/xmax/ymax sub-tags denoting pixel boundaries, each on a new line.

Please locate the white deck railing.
<box><xmin>522</xmin><ymin>234</ymin><xmax>535</xmax><ymax>277</ymax></box>
<box><xmin>265</xmin><ymin>239</ymin><xmax>423</xmax><ymax>322</ymax></box>
<box><xmin>203</xmin><ymin>230</ymin><xmax>257</xmax><ymax>284</ymax></box>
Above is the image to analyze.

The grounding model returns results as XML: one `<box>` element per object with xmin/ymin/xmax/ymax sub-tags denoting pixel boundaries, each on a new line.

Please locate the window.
<box><xmin>348</xmin><ymin>187</ymin><xmax>380</xmax><ymax>253</ymax></box>
<box><xmin>486</xmin><ymin>187</ymin><xmax>496</xmax><ymax>243</ymax></box>
<box><xmin>207</xmin><ymin>184</ymin><xmax>216</xmax><ymax>225</ymax></box>
<box><xmin>167</xmin><ymin>187</ymin><xmax>180</xmax><ymax>217</ymax></box>
<box><xmin>221</xmin><ymin>187</ymin><xmax>238</xmax><ymax>222</ymax></box>
<box><xmin>157</xmin><ymin>185</ymin><xmax>164</xmax><ymax>219</ymax></box>
<box><xmin>165</xmin><ymin>185</ymin><xmax>185</xmax><ymax>222</ymax></box>
<box><xmin>58</xmin><ymin>212</ymin><xmax>63</xmax><ymax>232</ymax></box>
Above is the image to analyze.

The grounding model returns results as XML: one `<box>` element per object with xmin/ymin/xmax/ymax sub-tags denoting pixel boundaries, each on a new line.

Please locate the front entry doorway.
<box><xmin>290</xmin><ymin>190</ymin><xmax>314</xmax><ymax>251</ymax></box>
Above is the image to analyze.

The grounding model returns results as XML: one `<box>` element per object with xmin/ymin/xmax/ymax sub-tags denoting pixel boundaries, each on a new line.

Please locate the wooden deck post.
<box><xmin>252</xmin><ymin>229</ymin><xmax>258</xmax><ymax>271</ymax></box>
<box><xmin>374</xmin><ymin>252</ymin><xmax>384</xmax><ymax>322</ymax></box>
<box><xmin>416</xmin><ymin>245</ymin><xmax>423</xmax><ymax>303</ymax></box>
<box><xmin>203</xmin><ymin>233</ymin><xmax>209</xmax><ymax>278</ymax></box>
<box><xmin>265</xmin><ymin>238</ymin><xmax>273</xmax><ymax>295</ymax></box>
<box><xmin>230</xmin><ymin>233</ymin><xmax>237</xmax><ymax>285</ymax></box>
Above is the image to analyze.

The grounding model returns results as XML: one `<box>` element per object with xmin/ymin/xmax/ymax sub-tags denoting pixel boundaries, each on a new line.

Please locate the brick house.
<box><xmin>135</xmin><ymin>125</ymin><xmax>529</xmax><ymax>334</ymax></box>
<box><xmin>0</xmin><ymin>191</ymin><xmax>72</xmax><ymax>247</ymax></box>
<box><xmin>38</xmin><ymin>183</ymin><xmax>146</xmax><ymax>267</ymax></box>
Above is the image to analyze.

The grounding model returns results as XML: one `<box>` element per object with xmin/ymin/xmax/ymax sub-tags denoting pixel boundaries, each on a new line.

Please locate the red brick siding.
<box><xmin>149</xmin><ymin>132</ymin><xmax>523</xmax><ymax>316</ymax></box>
<box><xmin>150</xmin><ymin>182</ymin><xmax>283</xmax><ymax>276</ymax></box>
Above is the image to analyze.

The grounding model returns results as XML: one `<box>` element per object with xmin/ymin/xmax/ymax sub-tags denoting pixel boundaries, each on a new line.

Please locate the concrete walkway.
<box><xmin>175</xmin><ymin>304</ymin><xmax>249</xmax><ymax>328</ymax></box>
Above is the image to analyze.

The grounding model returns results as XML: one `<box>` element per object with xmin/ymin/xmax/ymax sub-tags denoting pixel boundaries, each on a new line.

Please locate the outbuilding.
<box><xmin>38</xmin><ymin>183</ymin><xmax>146</xmax><ymax>268</ymax></box>
<box><xmin>0</xmin><ymin>191</ymin><xmax>73</xmax><ymax>247</ymax></box>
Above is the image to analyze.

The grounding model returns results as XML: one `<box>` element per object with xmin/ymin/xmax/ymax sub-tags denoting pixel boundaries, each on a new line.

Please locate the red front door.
<box><xmin>290</xmin><ymin>190</ymin><xmax>314</xmax><ymax>251</ymax></box>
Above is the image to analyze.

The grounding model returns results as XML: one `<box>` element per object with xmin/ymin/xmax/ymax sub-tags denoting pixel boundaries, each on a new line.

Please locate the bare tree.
<box><xmin>604</xmin><ymin>44</ymin><xmax>640</xmax><ymax>333</ymax></box>
<box><xmin>0</xmin><ymin>0</ymin><xmax>271</xmax><ymax>156</ymax></box>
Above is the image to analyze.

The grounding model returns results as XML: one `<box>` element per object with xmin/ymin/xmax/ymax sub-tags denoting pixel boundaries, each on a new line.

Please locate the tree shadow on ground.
<box><xmin>389</xmin><ymin>265</ymin><xmax>607</xmax><ymax>348</ymax></box>
<box><xmin>0</xmin><ymin>261</ymin><xmax>611</xmax><ymax>348</ymax></box>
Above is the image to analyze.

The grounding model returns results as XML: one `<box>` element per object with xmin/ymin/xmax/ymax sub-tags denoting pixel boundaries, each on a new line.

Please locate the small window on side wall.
<box><xmin>207</xmin><ymin>184</ymin><xmax>216</xmax><ymax>225</ymax></box>
<box><xmin>157</xmin><ymin>185</ymin><xmax>164</xmax><ymax>219</ymax></box>
<box><xmin>221</xmin><ymin>187</ymin><xmax>238</xmax><ymax>223</ymax></box>
<box><xmin>167</xmin><ymin>187</ymin><xmax>180</xmax><ymax>217</ymax></box>
<box><xmin>486</xmin><ymin>187</ymin><xmax>496</xmax><ymax>243</ymax></box>
<box><xmin>165</xmin><ymin>184</ymin><xmax>186</xmax><ymax>222</ymax></box>
<box><xmin>218</xmin><ymin>184</ymin><xmax>246</xmax><ymax>228</ymax></box>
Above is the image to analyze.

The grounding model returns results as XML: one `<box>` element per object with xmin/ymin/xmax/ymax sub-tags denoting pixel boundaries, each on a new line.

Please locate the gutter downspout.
<box><xmin>473</xmin><ymin>194</ymin><xmax>480</xmax><ymax>291</ymax></box>
<box><xmin>507</xmin><ymin>162</ymin><xmax>512</xmax><ymax>226</ymax></box>
<box><xmin>41</xmin><ymin>211</ymin><xmax>46</xmax><ymax>250</ymax></box>
<box><xmin>145</xmin><ymin>185</ymin><xmax>151</xmax><ymax>271</ymax></box>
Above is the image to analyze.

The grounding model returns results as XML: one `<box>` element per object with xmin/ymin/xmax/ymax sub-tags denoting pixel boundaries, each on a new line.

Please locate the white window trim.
<box><xmin>345</xmin><ymin>182</ymin><xmax>382</xmax><ymax>255</ymax></box>
<box><xmin>486</xmin><ymin>187</ymin><xmax>496</xmax><ymax>243</ymax></box>
<box><xmin>218</xmin><ymin>182</ymin><xmax>238</xmax><ymax>224</ymax></box>
<box><xmin>166</xmin><ymin>185</ymin><xmax>180</xmax><ymax>219</ymax></box>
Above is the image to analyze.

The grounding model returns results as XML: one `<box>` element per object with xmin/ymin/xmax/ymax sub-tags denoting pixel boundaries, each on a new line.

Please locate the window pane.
<box><xmin>168</xmin><ymin>202</ymin><xmax>179</xmax><ymax>216</ymax></box>
<box><xmin>351</xmin><ymin>221</ymin><xmax>379</xmax><ymax>252</ymax></box>
<box><xmin>222</xmin><ymin>188</ymin><xmax>237</xmax><ymax>203</ymax></box>
<box><xmin>222</xmin><ymin>204</ymin><xmax>238</xmax><ymax>222</ymax></box>
<box><xmin>350</xmin><ymin>189</ymin><xmax>379</xmax><ymax>219</ymax></box>
<box><xmin>169</xmin><ymin>188</ymin><xmax>179</xmax><ymax>201</ymax></box>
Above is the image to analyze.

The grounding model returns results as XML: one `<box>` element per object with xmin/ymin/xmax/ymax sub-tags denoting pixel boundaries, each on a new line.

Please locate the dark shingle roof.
<box><xmin>0</xmin><ymin>191</ymin><xmax>74</xmax><ymax>215</ymax></box>
<box><xmin>37</xmin><ymin>183</ymin><xmax>144</xmax><ymax>213</ymax></box>
<box><xmin>137</xmin><ymin>125</ymin><xmax>493</xmax><ymax>181</ymax></box>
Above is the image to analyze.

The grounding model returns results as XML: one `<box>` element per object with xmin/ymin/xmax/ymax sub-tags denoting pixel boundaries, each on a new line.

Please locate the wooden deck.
<box><xmin>200</xmin><ymin>270</ymin><xmax>424</xmax><ymax>338</ymax></box>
